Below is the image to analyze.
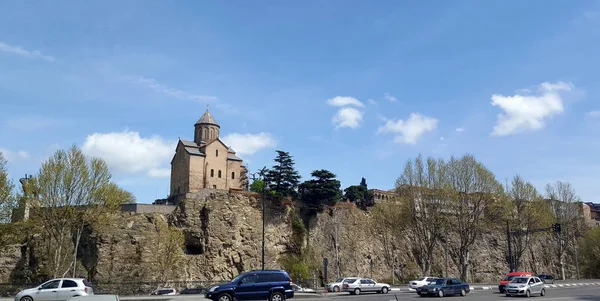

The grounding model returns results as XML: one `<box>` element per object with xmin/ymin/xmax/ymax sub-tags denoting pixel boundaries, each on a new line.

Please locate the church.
<box><xmin>169</xmin><ymin>108</ymin><xmax>245</xmax><ymax>196</ymax></box>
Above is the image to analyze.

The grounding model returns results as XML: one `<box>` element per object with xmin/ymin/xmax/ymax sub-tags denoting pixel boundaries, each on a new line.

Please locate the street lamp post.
<box><xmin>258</xmin><ymin>166</ymin><xmax>268</xmax><ymax>271</ymax></box>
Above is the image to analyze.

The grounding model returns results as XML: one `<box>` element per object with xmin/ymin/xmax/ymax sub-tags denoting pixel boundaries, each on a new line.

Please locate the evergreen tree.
<box><xmin>299</xmin><ymin>169</ymin><xmax>341</xmax><ymax>214</ymax></box>
<box><xmin>343</xmin><ymin>177</ymin><xmax>374</xmax><ymax>209</ymax></box>
<box><xmin>265</xmin><ymin>150</ymin><xmax>301</xmax><ymax>197</ymax></box>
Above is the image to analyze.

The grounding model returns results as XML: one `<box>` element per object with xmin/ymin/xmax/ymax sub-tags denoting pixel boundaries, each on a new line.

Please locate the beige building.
<box><xmin>170</xmin><ymin>109</ymin><xmax>245</xmax><ymax>196</ymax></box>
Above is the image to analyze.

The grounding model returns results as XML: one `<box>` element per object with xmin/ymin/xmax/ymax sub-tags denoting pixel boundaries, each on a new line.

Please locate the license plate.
<box><xmin>509</xmin><ymin>290</ymin><xmax>517</xmax><ymax>293</ymax></box>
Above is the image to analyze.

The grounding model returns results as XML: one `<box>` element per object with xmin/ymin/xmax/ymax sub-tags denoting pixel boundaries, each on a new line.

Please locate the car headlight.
<box><xmin>519</xmin><ymin>285</ymin><xmax>525</xmax><ymax>288</ymax></box>
<box><xmin>434</xmin><ymin>287</ymin><xmax>439</xmax><ymax>291</ymax></box>
<box><xmin>209</xmin><ymin>286</ymin><xmax>219</xmax><ymax>292</ymax></box>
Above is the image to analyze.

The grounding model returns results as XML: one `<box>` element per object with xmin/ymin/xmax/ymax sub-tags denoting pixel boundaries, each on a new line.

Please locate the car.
<box><xmin>180</xmin><ymin>288</ymin><xmax>204</xmax><ymax>294</ymax></box>
<box><xmin>535</xmin><ymin>274</ymin><xmax>556</xmax><ymax>284</ymax></box>
<box><xmin>409</xmin><ymin>277</ymin><xmax>438</xmax><ymax>289</ymax></box>
<box><xmin>150</xmin><ymin>288</ymin><xmax>176</xmax><ymax>295</ymax></box>
<box><xmin>498</xmin><ymin>271</ymin><xmax>533</xmax><ymax>293</ymax></box>
<box><xmin>504</xmin><ymin>276</ymin><xmax>546</xmax><ymax>297</ymax></box>
<box><xmin>415</xmin><ymin>278</ymin><xmax>470</xmax><ymax>297</ymax></box>
<box><xmin>204</xmin><ymin>270</ymin><xmax>294</xmax><ymax>301</ymax></box>
<box><xmin>325</xmin><ymin>278</ymin><xmax>358</xmax><ymax>292</ymax></box>
<box><xmin>14</xmin><ymin>278</ymin><xmax>94</xmax><ymax>301</ymax></box>
<box><xmin>341</xmin><ymin>278</ymin><xmax>391</xmax><ymax>295</ymax></box>
<box><xmin>291</xmin><ymin>284</ymin><xmax>315</xmax><ymax>293</ymax></box>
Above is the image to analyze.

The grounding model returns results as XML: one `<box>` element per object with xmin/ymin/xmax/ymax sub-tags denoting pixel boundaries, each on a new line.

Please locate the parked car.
<box><xmin>291</xmin><ymin>284</ymin><xmax>315</xmax><ymax>293</ymax></box>
<box><xmin>205</xmin><ymin>269</ymin><xmax>294</xmax><ymax>301</ymax></box>
<box><xmin>535</xmin><ymin>274</ymin><xmax>556</xmax><ymax>284</ymax></box>
<box><xmin>341</xmin><ymin>278</ymin><xmax>390</xmax><ymax>295</ymax></box>
<box><xmin>409</xmin><ymin>277</ymin><xmax>438</xmax><ymax>289</ymax></box>
<box><xmin>14</xmin><ymin>278</ymin><xmax>94</xmax><ymax>301</ymax></box>
<box><xmin>415</xmin><ymin>278</ymin><xmax>470</xmax><ymax>297</ymax></box>
<box><xmin>504</xmin><ymin>276</ymin><xmax>546</xmax><ymax>297</ymax></box>
<box><xmin>150</xmin><ymin>288</ymin><xmax>176</xmax><ymax>295</ymax></box>
<box><xmin>498</xmin><ymin>271</ymin><xmax>533</xmax><ymax>293</ymax></box>
<box><xmin>180</xmin><ymin>288</ymin><xmax>204</xmax><ymax>294</ymax></box>
<box><xmin>325</xmin><ymin>278</ymin><xmax>358</xmax><ymax>292</ymax></box>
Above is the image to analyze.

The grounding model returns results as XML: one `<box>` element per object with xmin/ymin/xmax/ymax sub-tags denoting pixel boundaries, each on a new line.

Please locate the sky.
<box><xmin>1</xmin><ymin>0</ymin><xmax>599</xmax><ymax>204</ymax></box>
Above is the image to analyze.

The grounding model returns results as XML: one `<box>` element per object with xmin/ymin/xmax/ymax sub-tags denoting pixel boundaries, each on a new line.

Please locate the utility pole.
<box><xmin>258</xmin><ymin>166</ymin><xmax>268</xmax><ymax>271</ymax></box>
<box><xmin>506</xmin><ymin>220</ymin><xmax>514</xmax><ymax>272</ymax></box>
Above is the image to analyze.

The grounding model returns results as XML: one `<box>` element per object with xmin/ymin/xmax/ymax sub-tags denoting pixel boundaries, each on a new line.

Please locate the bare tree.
<box><xmin>545</xmin><ymin>181</ymin><xmax>583</xmax><ymax>280</ymax></box>
<box><xmin>395</xmin><ymin>155</ymin><xmax>447</xmax><ymax>276</ymax></box>
<box><xmin>370</xmin><ymin>201</ymin><xmax>404</xmax><ymax>283</ymax></box>
<box><xmin>504</xmin><ymin>175</ymin><xmax>552</xmax><ymax>271</ymax></box>
<box><xmin>444</xmin><ymin>154</ymin><xmax>504</xmax><ymax>282</ymax></box>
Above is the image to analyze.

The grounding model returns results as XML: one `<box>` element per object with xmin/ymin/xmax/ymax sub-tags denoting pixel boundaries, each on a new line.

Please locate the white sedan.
<box><xmin>409</xmin><ymin>277</ymin><xmax>438</xmax><ymax>289</ymax></box>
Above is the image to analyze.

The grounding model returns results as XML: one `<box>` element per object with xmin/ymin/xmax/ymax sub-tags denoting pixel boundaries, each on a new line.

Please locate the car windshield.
<box><xmin>511</xmin><ymin>277</ymin><xmax>529</xmax><ymax>284</ymax></box>
<box><xmin>504</xmin><ymin>276</ymin><xmax>515</xmax><ymax>281</ymax></box>
<box><xmin>433</xmin><ymin>279</ymin><xmax>446</xmax><ymax>285</ymax></box>
<box><xmin>417</xmin><ymin>277</ymin><xmax>425</xmax><ymax>281</ymax></box>
<box><xmin>231</xmin><ymin>274</ymin><xmax>244</xmax><ymax>283</ymax></box>
<box><xmin>335</xmin><ymin>278</ymin><xmax>344</xmax><ymax>282</ymax></box>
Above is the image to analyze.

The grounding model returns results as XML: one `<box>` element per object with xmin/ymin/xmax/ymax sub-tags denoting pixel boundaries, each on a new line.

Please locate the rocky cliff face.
<box><xmin>0</xmin><ymin>190</ymin><xmax>580</xmax><ymax>293</ymax></box>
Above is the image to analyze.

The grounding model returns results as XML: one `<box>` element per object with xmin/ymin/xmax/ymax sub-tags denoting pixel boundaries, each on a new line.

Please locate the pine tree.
<box><xmin>265</xmin><ymin>150</ymin><xmax>301</xmax><ymax>198</ymax></box>
<box><xmin>299</xmin><ymin>169</ymin><xmax>341</xmax><ymax>213</ymax></box>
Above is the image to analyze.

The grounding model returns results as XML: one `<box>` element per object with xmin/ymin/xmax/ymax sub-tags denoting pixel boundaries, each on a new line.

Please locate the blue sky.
<box><xmin>1</xmin><ymin>0</ymin><xmax>599</xmax><ymax>203</ymax></box>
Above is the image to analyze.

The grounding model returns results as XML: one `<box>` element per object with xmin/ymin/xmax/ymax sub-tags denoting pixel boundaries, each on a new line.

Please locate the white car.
<box><xmin>504</xmin><ymin>276</ymin><xmax>546</xmax><ymax>297</ymax></box>
<box><xmin>342</xmin><ymin>278</ymin><xmax>391</xmax><ymax>295</ymax></box>
<box><xmin>409</xmin><ymin>277</ymin><xmax>438</xmax><ymax>289</ymax></box>
<box><xmin>14</xmin><ymin>278</ymin><xmax>94</xmax><ymax>301</ymax></box>
<box><xmin>326</xmin><ymin>277</ymin><xmax>358</xmax><ymax>292</ymax></box>
<box><xmin>150</xmin><ymin>288</ymin><xmax>176</xmax><ymax>295</ymax></box>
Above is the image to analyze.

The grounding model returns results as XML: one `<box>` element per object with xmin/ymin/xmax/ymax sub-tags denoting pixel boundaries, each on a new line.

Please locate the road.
<box><xmin>302</xmin><ymin>285</ymin><xmax>600</xmax><ymax>301</ymax></box>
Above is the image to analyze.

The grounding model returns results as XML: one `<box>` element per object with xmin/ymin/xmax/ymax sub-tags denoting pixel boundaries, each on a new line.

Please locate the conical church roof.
<box><xmin>196</xmin><ymin>108</ymin><xmax>219</xmax><ymax>126</ymax></box>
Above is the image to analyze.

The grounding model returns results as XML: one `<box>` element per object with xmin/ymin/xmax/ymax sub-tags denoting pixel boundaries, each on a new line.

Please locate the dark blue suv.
<box><xmin>205</xmin><ymin>270</ymin><xmax>294</xmax><ymax>301</ymax></box>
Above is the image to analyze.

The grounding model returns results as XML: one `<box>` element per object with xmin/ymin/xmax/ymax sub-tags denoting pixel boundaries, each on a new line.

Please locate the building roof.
<box><xmin>196</xmin><ymin>109</ymin><xmax>219</xmax><ymax>126</ymax></box>
<box><xmin>228</xmin><ymin>154</ymin><xmax>243</xmax><ymax>161</ymax></box>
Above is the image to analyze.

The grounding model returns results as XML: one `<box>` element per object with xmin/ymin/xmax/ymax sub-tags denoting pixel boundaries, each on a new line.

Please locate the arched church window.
<box><xmin>210</xmin><ymin>169</ymin><xmax>214</xmax><ymax>177</ymax></box>
<box><xmin>210</xmin><ymin>128</ymin><xmax>214</xmax><ymax>139</ymax></box>
<box><xmin>231</xmin><ymin>172</ymin><xmax>235</xmax><ymax>179</ymax></box>
<box><xmin>203</xmin><ymin>128</ymin><xmax>208</xmax><ymax>140</ymax></box>
<box><xmin>218</xmin><ymin>170</ymin><xmax>222</xmax><ymax>178</ymax></box>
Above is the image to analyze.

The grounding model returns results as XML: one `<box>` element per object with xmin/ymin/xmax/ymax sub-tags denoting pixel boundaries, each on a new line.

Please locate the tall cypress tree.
<box><xmin>265</xmin><ymin>150</ymin><xmax>301</xmax><ymax>198</ymax></box>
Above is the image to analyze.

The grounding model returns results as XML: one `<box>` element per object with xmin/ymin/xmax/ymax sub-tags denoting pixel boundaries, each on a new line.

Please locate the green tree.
<box><xmin>299</xmin><ymin>169</ymin><xmax>341</xmax><ymax>214</ymax></box>
<box><xmin>0</xmin><ymin>151</ymin><xmax>15</xmax><ymax>223</ymax></box>
<box><xmin>504</xmin><ymin>175</ymin><xmax>552</xmax><ymax>271</ymax></box>
<box><xmin>30</xmin><ymin>145</ymin><xmax>134</xmax><ymax>277</ymax></box>
<box><xmin>343</xmin><ymin>177</ymin><xmax>374</xmax><ymax>209</ymax></box>
<box><xmin>580</xmin><ymin>226</ymin><xmax>600</xmax><ymax>278</ymax></box>
<box><xmin>265</xmin><ymin>150</ymin><xmax>301</xmax><ymax>198</ymax></box>
<box><xmin>250</xmin><ymin>179</ymin><xmax>264</xmax><ymax>193</ymax></box>
<box><xmin>444</xmin><ymin>154</ymin><xmax>504</xmax><ymax>282</ymax></box>
<box><xmin>152</xmin><ymin>216</ymin><xmax>184</xmax><ymax>284</ymax></box>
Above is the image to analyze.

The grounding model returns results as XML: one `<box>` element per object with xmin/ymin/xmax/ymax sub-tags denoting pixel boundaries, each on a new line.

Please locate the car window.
<box><xmin>360</xmin><ymin>279</ymin><xmax>369</xmax><ymax>284</ymax></box>
<box><xmin>417</xmin><ymin>277</ymin><xmax>425</xmax><ymax>281</ymax></box>
<box><xmin>257</xmin><ymin>274</ymin><xmax>271</xmax><ymax>283</ymax></box>
<box><xmin>511</xmin><ymin>277</ymin><xmax>528</xmax><ymax>284</ymax></box>
<box><xmin>271</xmin><ymin>273</ymin><xmax>287</xmax><ymax>282</ymax></box>
<box><xmin>434</xmin><ymin>279</ymin><xmax>446</xmax><ymax>286</ymax></box>
<box><xmin>83</xmin><ymin>280</ymin><xmax>92</xmax><ymax>287</ymax></box>
<box><xmin>41</xmin><ymin>280</ymin><xmax>61</xmax><ymax>290</ymax></box>
<box><xmin>335</xmin><ymin>278</ymin><xmax>344</xmax><ymax>282</ymax></box>
<box><xmin>241</xmin><ymin>274</ymin><xmax>258</xmax><ymax>284</ymax></box>
<box><xmin>452</xmin><ymin>279</ymin><xmax>461</xmax><ymax>285</ymax></box>
<box><xmin>61</xmin><ymin>280</ymin><xmax>79</xmax><ymax>288</ymax></box>
<box><xmin>368</xmin><ymin>280</ymin><xmax>376</xmax><ymax>284</ymax></box>
<box><xmin>344</xmin><ymin>278</ymin><xmax>357</xmax><ymax>283</ymax></box>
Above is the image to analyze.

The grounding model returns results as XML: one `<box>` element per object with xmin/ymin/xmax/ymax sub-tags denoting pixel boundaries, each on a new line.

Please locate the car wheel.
<box><xmin>438</xmin><ymin>290</ymin><xmax>444</xmax><ymax>297</ymax></box>
<box><xmin>354</xmin><ymin>288</ymin><xmax>361</xmax><ymax>295</ymax></box>
<box><xmin>20</xmin><ymin>296</ymin><xmax>33</xmax><ymax>301</ymax></box>
<box><xmin>218</xmin><ymin>293</ymin><xmax>232</xmax><ymax>301</ymax></box>
<box><xmin>270</xmin><ymin>291</ymin><xmax>284</xmax><ymax>301</ymax></box>
<box><xmin>333</xmin><ymin>286</ymin><xmax>339</xmax><ymax>292</ymax></box>
<box><xmin>460</xmin><ymin>289</ymin><xmax>466</xmax><ymax>296</ymax></box>
<box><xmin>525</xmin><ymin>290</ymin><xmax>531</xmax><ymax>298</ymax></box>
<box><xmin>540</xmin><ymin>288</ymin><xmax>546</xmax><ymax>297</ymax></box>
<box><xmin>382</xmin><ymin>287</ymin><xmax>389</xmax><ymax>294</ymax></box>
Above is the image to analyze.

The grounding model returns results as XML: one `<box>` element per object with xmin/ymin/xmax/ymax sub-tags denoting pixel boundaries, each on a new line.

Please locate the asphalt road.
<box><xmin>307</xmin><ymin>286</ymin><xmax>600</xmax><ymax>301</ymax></box>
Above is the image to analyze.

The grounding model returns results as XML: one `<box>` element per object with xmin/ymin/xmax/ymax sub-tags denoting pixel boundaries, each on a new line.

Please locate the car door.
<box><xmin>254</xmin><ymin>273</ymin><xmax>273</xmax><ymax>300</ymax></box>
<box><xmin>35</xmin><ymin>280</ymin><xmax>61</xmax><ymax>301</ymax></box>
<box><xmin>236</xmin><ymin>274</ymin><xmax>259</xmax><ymax>300</ymax></box>
<box><xmin>56</xmin><ymin>279</ymin><xmax>80</xmax><ymax>301</ymax></box>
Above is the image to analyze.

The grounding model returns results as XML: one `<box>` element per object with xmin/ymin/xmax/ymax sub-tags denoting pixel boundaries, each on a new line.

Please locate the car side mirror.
<box><xmin>38</xmin><ymin>287</ymin><xmax>42</xmax><ymax>290</ymax></box>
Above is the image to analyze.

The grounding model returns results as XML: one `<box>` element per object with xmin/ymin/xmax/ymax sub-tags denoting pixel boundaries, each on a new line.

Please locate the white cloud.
<box><xmin>384</xmin><ymin>93</ymin><xmax>398</xmax><ymax>102</ymax></box>
<box><xmin>148</xmin><ymin>168</ymin><xmax>171</xmax><ymax>178</ymax></box>
<box><xmin>81</xmin><ymin>130</ymin><xmax>175</xmax><ymax>177</ymax></box>
<box><xmin>368</xmin><ymin>99</ymin><xmax>378</xmax><ymax>105</ymax></box>
<box><xmin>221</xmin><ymin>132</ymin><xmax>277</xmax><ymax>156</ymax></box>
<box><xmin>332</xmin><ymin>107</ymin><xmax>364</xmax><ymax>129</ymax></box>
<box><xmin>122</xmin><ymin>75</ymin><xmax>218</xmax><ymax>103</ymax></box>
<box><xmin>586</xmin><ymin>111</ymin><xmax>600</xmax><ymax>118</ymax></box>
<box><xmin>490</xmin><ymin>81</ymin><xmax>572</xmax><ymax>136</ymax></box>
<box><xmin>326</xmin><ymin>96</ymin><xmax>365</xmax><ymax>108</ymax></box>
<box><xmin>0</xmin><ymin>42</ymin><xmax>55</xmax><ymax>61</ymax></box>
<box><xmin>456</xmin><ymin>127</ymin><xmax>465</xmax><ymax>132</ymax></box>
<box><xmin>376</xmin><ymin>113</ymin><xmax>439</xmax><ymax>144</ymax></box>
<box><xmin>0</xmin><ymin>148</ymin><xmax>30</xmax><ymax>162</ymax></box>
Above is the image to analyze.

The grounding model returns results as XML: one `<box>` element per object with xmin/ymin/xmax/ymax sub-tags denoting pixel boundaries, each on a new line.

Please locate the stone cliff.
<box><xmin>0</xmin><ymin>190</ymin><xmax>580</xmax><ymax>294</ymax></box>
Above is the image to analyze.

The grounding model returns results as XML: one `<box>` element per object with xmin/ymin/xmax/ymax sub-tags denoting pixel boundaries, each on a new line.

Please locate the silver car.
<box><xmin>342</xmin><ymin>278</ymin><xmax>391</xmax><ymax>295</ymax></box>
<box><xmin>504</xmin><ymin>276</ymin><xmax>546</xmax><ymax>297</ymax></box>
<box><xmin>14</xmin><ymin>278</ymin><xmax>94</xmax><ymax>301</ymax></box>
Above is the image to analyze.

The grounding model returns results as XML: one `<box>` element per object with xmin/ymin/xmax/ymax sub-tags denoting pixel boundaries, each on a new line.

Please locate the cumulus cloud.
<box><xmin>332</xmin><ymin>107</ymin><xmax>364</xmax><ymax>129</ymax></box>
<box><xmin>81</xmin><ymin>130</ymin><xmax>175</xmax><ymax>178</ymax></box>
<box><xmin>377</xmin><ymin>113</ymin><xmax>439</xmax><ymax>144</ymax></box>
<box><xmin>490</xmin><ymin>81</ymin><xmax>573</xmax><ymax>136</ymax></box>
<box><xmin>0</xmin><ymin>148</ymin><xmax>30</xmax><ymax>162</ymax></box>
<box><xmin>326</xmin><ymin>96</ymin><xmax>365</xmax><ymax>108</ymax></box>
<box><xmin>384</xmin><ymin>93</ymin><xmax>398</xmax><ymax>102</ymax></box>
<box><xmin>0</xmin><ymin>42</ymin><xmax>55</xmax><ymax>61</ymax></box>
<box><xmin>221</xmin><ymin>132</ymin><xmax>278</xmax><ymax>156</ymax></box>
